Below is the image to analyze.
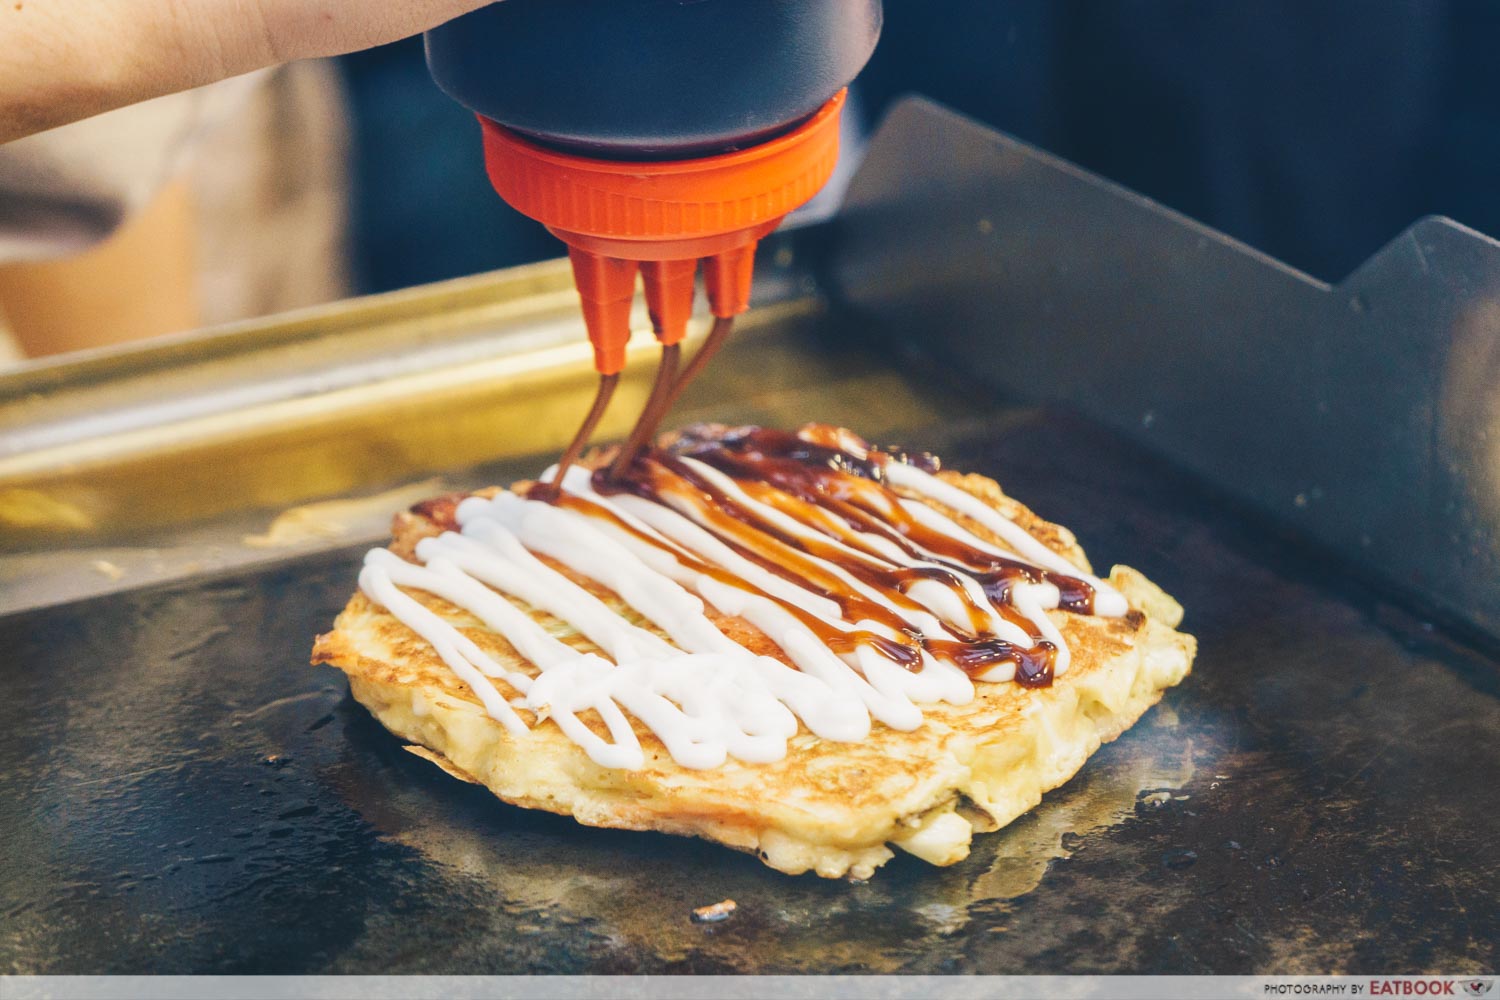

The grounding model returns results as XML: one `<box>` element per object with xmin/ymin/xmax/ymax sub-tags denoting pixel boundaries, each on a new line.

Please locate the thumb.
<box><xmin>244</xmin><ymin>0</ymin><xmax>500</xmax><ymax>64</ymax></box>
<box><xmin>0</xmin><ymin>1</ymin><xmax>501</xmax><ymax>144</ymax></box>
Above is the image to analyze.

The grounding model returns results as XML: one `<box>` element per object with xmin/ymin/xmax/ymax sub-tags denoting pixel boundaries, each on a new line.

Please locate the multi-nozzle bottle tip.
<box><xmin>475</xmin><ymin>90</ymin><xmax>849</xmax><ymax>481</ymax></box>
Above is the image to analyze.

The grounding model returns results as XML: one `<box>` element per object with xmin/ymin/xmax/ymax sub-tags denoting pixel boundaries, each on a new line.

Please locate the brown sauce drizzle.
<box><xmin>609</xmin><ymin>343</ymin><xmax>680</xmax><ymax>481</ymax></box>
<box><xmin>931</xmin><ymin>638</ymin><xmax>1057</xmax><ymax>688</ymax></box>
<box><xmin>609</xmin><ymin>315</ymin><xmax>737</xmax><ymax>479</ymax></box>
<box><xmin>676</xmin><ymin>427</ymin><xmax>1098</xmax><ymax>615</ymax></box>
<box><xmin>502</xmin><ymin>286</ymin><xmax>1089</xmax><ymax>691</ymax></box>
<box><xmin>528</xmin><ymin>373</ymin><xmax>620</xmax><ymax>503</ymax></box>
<box><xmin>554</xmin><ymin>423</ymin><xmax>1102</xmax><ymax>688</ymax></box>
<box><xmin>409</xmin><ymin>492</ymin><xmax>468</xmax><ymax>532</ymax></box>
<box><xmin>554</xmin><ymin>491</ymin><xmax>921</xmax><ymax>668</ymax></box>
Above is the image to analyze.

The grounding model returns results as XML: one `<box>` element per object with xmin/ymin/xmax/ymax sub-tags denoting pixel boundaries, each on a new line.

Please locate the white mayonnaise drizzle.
<box><xmin>354</xmin><ymin>428</ymin><xmax>1128</xmax><ymax>770</ymax></box>
<box><xmin>882</xmin><ymin>461</ymin><xmax>1130</xmax><ymax>617</ymax></box>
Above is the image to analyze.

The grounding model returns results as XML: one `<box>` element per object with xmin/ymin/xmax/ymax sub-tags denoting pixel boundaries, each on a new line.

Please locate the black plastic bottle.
<box><xmin>424</xmin><ymin>0</ymin><xmax>884</xmax><ymax>476</ymax></box>
<box><xmin>425</xmin><ymin>0</ymin><xmax>883</xmax><ymax>159</ymax></box>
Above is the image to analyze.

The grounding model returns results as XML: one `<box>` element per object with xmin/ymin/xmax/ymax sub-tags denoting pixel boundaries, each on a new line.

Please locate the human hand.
<box><xmin>2</xmin><ymin>0</ymin><xmax>496</xmax><ymax>142</ymax></box>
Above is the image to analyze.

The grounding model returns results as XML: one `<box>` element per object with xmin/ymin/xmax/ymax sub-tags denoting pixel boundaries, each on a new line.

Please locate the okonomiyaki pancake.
<box><xmin>312</xmin><ymin>423</ymin><xmax>1196</xmax><ymax>879</ymax></box>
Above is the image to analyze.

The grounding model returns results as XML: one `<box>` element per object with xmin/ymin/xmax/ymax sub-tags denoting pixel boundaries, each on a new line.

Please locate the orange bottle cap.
<box><xmin>478</xmin><ymin>91</ymin><xmax>847</xmax><ymax>373</ymax></box>
<box><xmin>481</xmin><ymin>91</ymin><xmax>844</xmax><ymax>256</ymax></box>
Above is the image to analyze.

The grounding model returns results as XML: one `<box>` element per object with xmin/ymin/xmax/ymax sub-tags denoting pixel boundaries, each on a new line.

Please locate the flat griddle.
<box><xmin>4</xmin><ymin>410</ymin><xmax>1496</xmax><ymax>973</ymax></box>
<box><xmin>1</xmin><ymin>99</ymin><xmax>1496</xmax><ymax>975</ymax></box>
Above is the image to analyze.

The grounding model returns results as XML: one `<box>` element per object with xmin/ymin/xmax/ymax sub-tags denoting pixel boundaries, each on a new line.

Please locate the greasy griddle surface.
<box><xmin>2</xmin><ymin>411</ymin><xmax>1495</xmax><ymax>974</ymax></box>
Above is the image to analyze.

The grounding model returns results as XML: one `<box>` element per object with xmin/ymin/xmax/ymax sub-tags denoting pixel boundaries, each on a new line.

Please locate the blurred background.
<box><xmin>2</xmin><ymin>0</ymin><xmax>1498</xmax><ymax>362</ymax></box>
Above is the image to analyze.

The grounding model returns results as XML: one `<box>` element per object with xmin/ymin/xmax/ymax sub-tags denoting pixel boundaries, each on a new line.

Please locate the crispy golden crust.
<box><xmin>312</xmin><ymin>464</ymin><xmax>1195</xmax><ymax>879</ymax></box>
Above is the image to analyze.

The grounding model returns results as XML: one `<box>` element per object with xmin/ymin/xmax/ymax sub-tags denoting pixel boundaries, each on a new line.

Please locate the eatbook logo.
<box><xmin>1463</xmin><ymin>982</ymin><xmax>1493</xmax><ymax>998</ymax></box>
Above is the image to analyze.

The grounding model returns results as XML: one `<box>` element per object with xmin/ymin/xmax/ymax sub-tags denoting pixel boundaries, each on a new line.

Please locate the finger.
<box><xmin>244</xmin><ymin>0</ymin><xmax>498</xmax><ymax>64</ymax></box>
